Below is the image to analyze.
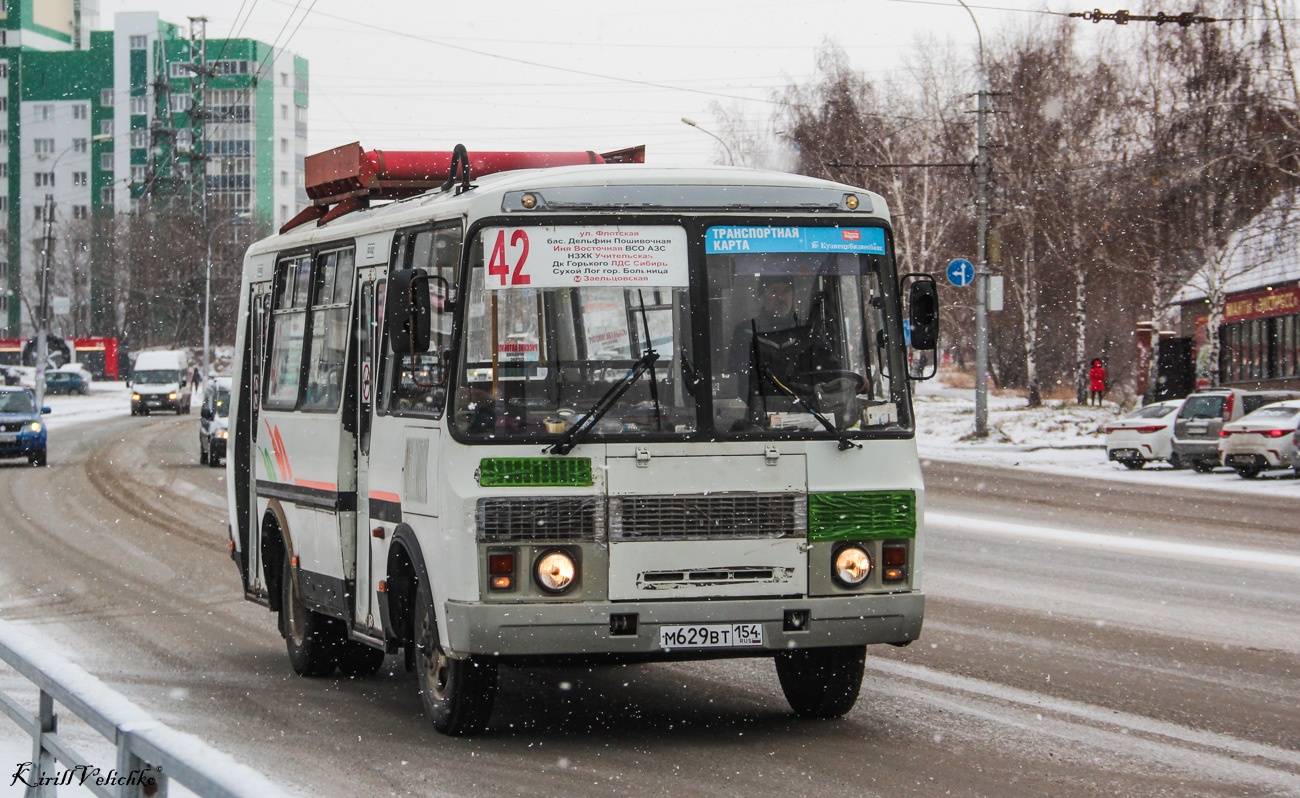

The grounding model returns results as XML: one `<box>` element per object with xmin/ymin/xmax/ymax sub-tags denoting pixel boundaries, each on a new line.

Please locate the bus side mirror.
<box><xmin>387</xmin><ymin>269</ymin><xmax>431</xmax><ymax>355</ymax></box>
<box><xmin>908</xmin><ymin>277</ymin><xmax>939</xmax><ymax>350</ymax></box>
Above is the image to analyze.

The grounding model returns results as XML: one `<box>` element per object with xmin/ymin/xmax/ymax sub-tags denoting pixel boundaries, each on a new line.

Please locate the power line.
<box><xmin>261</xmin><ymin>0</ymin><xmax>809</xmax><ymax>109</ymax></box>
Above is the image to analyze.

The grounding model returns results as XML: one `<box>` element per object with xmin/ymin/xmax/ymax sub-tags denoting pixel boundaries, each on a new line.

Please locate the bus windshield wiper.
<box><xmin>760</xmin><ymin>366</ymin><xmax>862</xmax><ymax>451</ymax></box>
<box><xmin>545</xmin><ymin>348</ymin><xmax>659</xmax><ymax>456</ymax></box>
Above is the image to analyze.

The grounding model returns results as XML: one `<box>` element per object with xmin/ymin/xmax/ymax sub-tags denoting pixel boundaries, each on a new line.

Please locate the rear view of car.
<box><xmin>0</xmin><ymin>387</ymin><xmax>49</xmax><ymax>466</ymax></box>
<box><xmin>1172</xmin><ymin>389</ymin><xmax>1300</xmax><ymax>471</ymax></box>
<box><xmin>1218</xmin><ymin>400</ymin><xmax>1300</xmax><ymax>478</ymax></box>
<box><xmin>1105</xmin><ymin>399</ymin><xmax>1182</xmax><ymax>469</ymax></box>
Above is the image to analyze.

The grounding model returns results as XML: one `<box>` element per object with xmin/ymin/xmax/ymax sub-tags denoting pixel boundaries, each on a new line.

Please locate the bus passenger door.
<box><xmin>353</xmin><ymin>273</ymin><xmax>382</xmax><ymax>631</ymax></box>
<box><xmin>240</xmin><ymin>283</ymin><xmax>271</xmax><ymax>600</ymax></box>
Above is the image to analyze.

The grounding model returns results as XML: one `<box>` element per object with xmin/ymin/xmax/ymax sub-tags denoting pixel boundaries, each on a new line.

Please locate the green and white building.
<box><xmin>2</xmin><ymin>1</ymin><xmax>309</xmax><ymax>336</ymax></box>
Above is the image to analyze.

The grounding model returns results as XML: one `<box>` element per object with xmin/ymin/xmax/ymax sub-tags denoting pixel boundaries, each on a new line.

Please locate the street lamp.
<box><xmin>34</xmin><ymin>132</ymin><xmax>112</xmax><ymax>411</ymax></box>
<box><xmin>204</xmin><ymin>212</ymin><xmax>251</xmax><ymax>384</ymax></box>
<box><xmin>681</xmin><ymin>117</ymin><xmax>736</xmax><ymax>166</ymax></box>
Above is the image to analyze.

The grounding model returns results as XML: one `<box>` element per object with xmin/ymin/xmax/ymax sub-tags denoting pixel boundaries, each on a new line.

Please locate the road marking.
<box><xmin>926</xmin><ymin>511</ymin><xmax>1300</xmax><ymax>573</ymax></box>
<box><xmin>865</xmin><ymin>657</ymin><xmax>1300</xmax><ymax>786</ymax></box>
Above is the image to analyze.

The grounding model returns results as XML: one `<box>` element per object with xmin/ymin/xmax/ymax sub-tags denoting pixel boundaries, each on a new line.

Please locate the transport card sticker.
<box><xmin>481</xmin><ymin>226</ymin><xmax>688</xmax><ymax>289</ymax></box>
<box><xmin>705</xmin><ymin>226</ymin><xmax>886</xmax><ymax>255</ymax></box>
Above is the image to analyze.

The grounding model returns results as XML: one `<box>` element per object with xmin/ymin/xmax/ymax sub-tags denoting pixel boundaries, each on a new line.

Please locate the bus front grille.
<box><xmin>609</xmin><ymin>494</ymin><xmax>806</xmax><ymax>542</ymax></box>
<box><xmin>476</xmin><ymin>497</ymin><xmax>604</xmax><ymax>542</ymax></box>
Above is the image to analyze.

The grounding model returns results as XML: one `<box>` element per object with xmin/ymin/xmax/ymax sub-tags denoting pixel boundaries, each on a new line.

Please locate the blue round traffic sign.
<box><xmin>947</xmin><ymin>258</ymin><xmax>974</xmax><ymax>287</ymax></box>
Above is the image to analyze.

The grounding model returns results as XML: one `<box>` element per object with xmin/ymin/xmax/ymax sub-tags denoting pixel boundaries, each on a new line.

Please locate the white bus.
<box><xmin>226</xmin><ymin>144</ymin><xmax>939</xmax><ymax>735</ymax></box>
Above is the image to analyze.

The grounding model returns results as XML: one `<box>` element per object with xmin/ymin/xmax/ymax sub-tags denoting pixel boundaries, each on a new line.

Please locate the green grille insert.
<box><xmin>479</xmin><ymin>458</ymin><xmax>593</xmax><ymax>487</ymax></box>
<box><xmin>808</xmin><ymin>491</ymin><xmax>916</xmax><ymax>541</ymax></box>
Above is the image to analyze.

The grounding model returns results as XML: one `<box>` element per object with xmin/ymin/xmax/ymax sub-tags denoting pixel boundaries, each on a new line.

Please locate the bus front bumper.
<box><xmin>442</xmin><ymin>592</ymin><xmax>924</xmax><ymax>658</ymax></box>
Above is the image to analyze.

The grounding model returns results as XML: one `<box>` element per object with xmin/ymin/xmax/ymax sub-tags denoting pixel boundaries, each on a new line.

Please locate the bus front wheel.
<box><xmin>281</xmin><ymin>557</ymin><xmax>343</xmax><ymax>677</ymax></box>
<box><xmin>775</xmin><ymin>645</ymin><xmax>866</xmax><ymax>719</ymax></box>
<box><xmin>414</xmin><ymin>582</ymin><xmax>497</xmax><ymax>735</ymax></box>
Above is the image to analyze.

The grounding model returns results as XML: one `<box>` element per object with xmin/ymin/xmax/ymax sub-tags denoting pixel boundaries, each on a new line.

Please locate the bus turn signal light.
<box><xmin>882</xmin><ymin>545</ymin><xmax>907</xmax><ymax>567</ymax></box>
<box><xmin>883</xmin><ymin>567</ymin><xmax>906</xmax><ymax>582</ymax></box>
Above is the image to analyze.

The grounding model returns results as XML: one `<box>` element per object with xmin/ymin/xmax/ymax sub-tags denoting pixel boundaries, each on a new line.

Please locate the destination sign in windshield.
<box><xmin>481</xmin><ymin>225</ymin><xmax>688</xmax><ymax>289</ymax></box>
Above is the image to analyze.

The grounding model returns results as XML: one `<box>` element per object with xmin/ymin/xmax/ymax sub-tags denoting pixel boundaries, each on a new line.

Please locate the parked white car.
<box><xmin>1217</xmin><ymin>399</ymin><xmax>1300</xmax><ymax>478</ymax></box>
<box><xmin>1105</xmin><ymin>399</ymin><xmax>1184</xmax><ymax>469</ymax></box>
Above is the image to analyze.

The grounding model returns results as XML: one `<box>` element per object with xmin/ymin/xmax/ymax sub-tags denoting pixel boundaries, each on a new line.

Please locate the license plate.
<box><xmin>659</xmin><ymin>623</ymin><xmax>764</xmax><ymax>649</ymax></box>
<box><xmin>0</xmin><ymin>433</ymin><xmax>16</xmax><ymax>443</ymax></box>
<box><xmin>1227</xmin><ymin>454</ymin><xmax>1256</xmax><ymax>464</ymax></box>
<box><xmin>1111</xmin><ymin>448</ymin><xmax>1139</xmax><ymax>459</ymax></box>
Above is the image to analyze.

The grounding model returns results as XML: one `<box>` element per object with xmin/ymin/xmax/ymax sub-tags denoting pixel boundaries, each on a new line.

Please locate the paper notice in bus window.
<box><xmin>481</xmin><ymin>226</ymin><xmax>688</xmax><ymax>289</ymax></box>
<box><xmin>498</xmin><ymin>340</ymin><xmax>540</xmax><ymax>362</ymax></box>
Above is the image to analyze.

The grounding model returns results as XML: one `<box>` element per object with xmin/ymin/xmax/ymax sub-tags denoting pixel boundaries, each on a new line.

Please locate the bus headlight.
<box><xmin>833</xmin><ymin>545</ymin><xmax>871</xmax><ymax>587</ymax></box>
<box><xmin>534</xmin><ymin>550</ymin><xmax>577</xmax><ymax>594</ymax></box>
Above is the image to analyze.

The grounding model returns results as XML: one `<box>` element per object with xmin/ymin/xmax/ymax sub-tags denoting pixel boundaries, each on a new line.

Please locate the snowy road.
<box><xmin>0</xmin><ymin>414</ymin><xmax>1297</xmax><ymax>797</ymax></box>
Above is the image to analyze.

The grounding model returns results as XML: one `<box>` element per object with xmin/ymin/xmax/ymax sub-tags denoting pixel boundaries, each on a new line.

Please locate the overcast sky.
<box><xmin>96</xmin><ymin>0</ymin><xmax>1069</xmax><ymax>166</ymax></box>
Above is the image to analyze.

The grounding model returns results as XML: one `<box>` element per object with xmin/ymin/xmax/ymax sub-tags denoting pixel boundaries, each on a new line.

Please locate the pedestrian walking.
<box><xmin>1088</xmin><ymin>358</ymin><xmax>1107</xmax><ymax>406</ymax></box>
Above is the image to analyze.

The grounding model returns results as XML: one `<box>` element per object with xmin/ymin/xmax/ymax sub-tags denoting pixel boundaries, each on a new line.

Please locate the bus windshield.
<box><xmin>451</xmin><ymin>222</ymin><xmax>908</xmax><ymax>443</ymax></box>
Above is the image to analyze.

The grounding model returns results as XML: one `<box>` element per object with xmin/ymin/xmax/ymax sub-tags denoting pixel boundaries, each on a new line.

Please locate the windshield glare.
<box><xmin>215</xmin><ymin>389</ymin><xmax>231</xmax><ymax>418</ymax></box>
<box><xmin>134</xmin><ymin>369</ymin><xmax>180</xmax><ymax>385</ymax></box>
<box><xmin>452</xmin><ymin>222</ymin><xmax>907</xmax><ymax>442</ymax></box>
<box><xmin>0</xmin><ymin>391</ymin><xmax>36</xmax><ymax>414</ymax></box>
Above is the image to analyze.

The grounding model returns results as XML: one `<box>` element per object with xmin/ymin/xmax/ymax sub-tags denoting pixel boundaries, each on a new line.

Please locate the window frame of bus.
<box><xmin>444</xmin><ymin>214</ymin><xmax>911</xmax><ymax>447</ymax></box>
<box><xmin>376</xmin><ymin>219</ymin><xmax>462</xmax><ymax>420</ymax></box>
<box><xmin>263</xmin><ymin>240</ymin><xmax>357</xmax><ymax>412</ymax></box>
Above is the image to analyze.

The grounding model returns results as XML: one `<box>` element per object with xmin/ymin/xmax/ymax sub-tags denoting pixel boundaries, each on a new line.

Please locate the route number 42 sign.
<box><xmin>481</xmin><ymin>226</ymin><xmax>688</xmax><ymax>290</ymax></box>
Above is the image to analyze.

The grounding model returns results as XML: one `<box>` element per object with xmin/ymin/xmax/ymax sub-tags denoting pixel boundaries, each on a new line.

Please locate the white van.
<box><xmin>130</xmin><ymin>350</ymin><xmax>192</xmax><ymax>415</ymax></box>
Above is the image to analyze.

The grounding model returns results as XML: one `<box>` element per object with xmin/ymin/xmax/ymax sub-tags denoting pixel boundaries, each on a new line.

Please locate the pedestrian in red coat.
<box><xmin>1088</xmin><ymin>358</ymin><xmax>1107</xmax><ymax>406</ymax></box>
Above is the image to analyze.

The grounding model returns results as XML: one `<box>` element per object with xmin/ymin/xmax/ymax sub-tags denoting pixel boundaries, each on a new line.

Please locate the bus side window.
<box><xmin>386</xmin><ymin>224</ymin><xmax>461</xmax><ymax>417</ymax></box>
<box><xmin>303</xmin><ymin>248</ymin><xmax>354</xmax><ymax>412</ymax></box>
<box><xmin>265</xmin><ymin>255</ymin><xmax>311</xmax><ymax>408</ymax></box>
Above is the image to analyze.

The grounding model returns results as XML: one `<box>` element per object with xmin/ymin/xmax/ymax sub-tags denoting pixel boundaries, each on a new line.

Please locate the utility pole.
<box><xmin>35</xmin><ymin>194</ymin><xmax>55</xmax><ymax>411</ymax></box>
<box><xmin>974</xmin><ymin>87</ymin><xmax>992</xmax><ymax>437</ymax></box>
<box><xmin>956</xmin><ymin>0</ymin><xmax>994</xmax><ymax>438</ymax></box>
<box><xmin>189</xmin><ymin>17</ymin><xmax>209</xmax><ymax>226</ymax></box>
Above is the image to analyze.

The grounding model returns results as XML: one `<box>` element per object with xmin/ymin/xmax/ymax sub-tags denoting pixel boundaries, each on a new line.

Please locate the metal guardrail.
<box><xmin>0</xmin><ymin>619</ymin><xmax>294</xmax><ymax>798</ymax></box>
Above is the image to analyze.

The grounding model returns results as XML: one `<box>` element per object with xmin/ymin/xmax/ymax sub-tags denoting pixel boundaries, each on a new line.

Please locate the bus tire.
<box><xmin>337</xmin><ymin>641</ymin><xmax>386</xmax><ymax>677</ymax></box>
<box><xmin>414</xmin><ymin>582</ymin><xmax>497</xmax><ymax>735</ymax></box>
<box><xmin>775</xmin><ymin>645</ymin><xmax>866</xmax><ymax>719</ymax></box>
<box><xmin>281</xmin><ymin>557</ymin><xmax>343</xmax><ymax>677</ymax></box>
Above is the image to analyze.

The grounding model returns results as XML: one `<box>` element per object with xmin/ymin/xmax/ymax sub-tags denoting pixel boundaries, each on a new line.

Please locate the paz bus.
<box><xmin>226</xmin><ymin>142</ymin><xmax>939</xmax><ymax>735</ymax></box>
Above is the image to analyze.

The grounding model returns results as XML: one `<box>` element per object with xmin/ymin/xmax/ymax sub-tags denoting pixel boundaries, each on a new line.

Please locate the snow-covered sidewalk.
<box><xmin>913</xmin><ymin>372</ymin><xmax>1300</xmax><ymax>498</ymax></box>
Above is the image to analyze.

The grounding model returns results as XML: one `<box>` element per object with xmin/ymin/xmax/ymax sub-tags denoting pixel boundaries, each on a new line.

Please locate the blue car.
<box><xmin>0</xmin><ymin>386</ymin><xmax>49</xmax><ymax>466</ymax></box>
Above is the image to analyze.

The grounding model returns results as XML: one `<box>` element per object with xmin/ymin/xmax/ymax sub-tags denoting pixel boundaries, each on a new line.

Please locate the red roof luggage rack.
<box><xmin>281</xmin><ymin>142</ymin><xmax>646</xmax><ymax>234</ymax></box>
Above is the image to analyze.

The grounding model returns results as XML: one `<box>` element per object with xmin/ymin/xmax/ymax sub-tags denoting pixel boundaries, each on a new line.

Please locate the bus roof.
<box><xmin>246</xmin><ymin>164</ymin><xmax>890</xmax><ymax>263</ymax></box>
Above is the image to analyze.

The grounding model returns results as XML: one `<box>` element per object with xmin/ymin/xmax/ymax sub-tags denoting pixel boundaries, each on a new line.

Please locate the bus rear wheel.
<box><xmin>281</xmin><ymin>557</ymin><xmax>343</xmax><ymax>677</ymax></box>
<box><xmin>775</xmin><ymin>645</ymin><xmax>866</xmax><ymax>719</ymax></box>
<box><xmin>414</xmin><ymin>582</ymin><xmax>497</xmax><ymax>735</ymax></box>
